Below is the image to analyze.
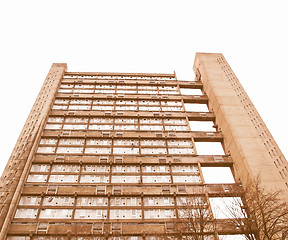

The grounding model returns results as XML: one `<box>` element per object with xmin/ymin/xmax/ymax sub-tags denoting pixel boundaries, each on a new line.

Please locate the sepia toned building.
<box><xmin>0</xmin><ymin>53</ymin><xmax>287</xmax><ymax>240</ymax></box>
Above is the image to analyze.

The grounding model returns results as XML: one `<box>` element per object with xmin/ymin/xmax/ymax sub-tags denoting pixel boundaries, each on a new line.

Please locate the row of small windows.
<box><xmin>37</xmin><ymin>138</ymin><xmax>195</xmax><ymax>155</ymax></box>
<box><xmin>61</xmin><ymin>84</ymin><xmax>177</xmax><ymax>89</ymax></box>
<box><xmin>26</xmin><ymin>174</ymin><xmax>201</xmax><ymax>184</ymax></box>
<box><xmin>51</xmin><ymin>100</ymin><xmax>209</xmax><ymax>113</ymax></box>
<box><xmin>30</xmin><ymin>164</ymin><xmax>198</xmax><ymax>173</ymax></box>
<box><xmin>54</xmin><ymin>99</ymin><xmax>183</xmax><ymax>106</ymax></box>
<box><xmin>53</xmin><ymin>105</ymin><xmax>184</xmax><ymax>112</ymax></box>
<box><xmin>37</xmin><ymin>147</ymin><xmax>194</xmax><ymax>155</ymax></box>
<box><xmin>15</xmin><ymin>208</ymin><xmax>206</xmax><ymax>220</ymax></box>
<box><xmin>15</xmin><ymin>196</ymin><xmax>243</xmax><ymax>220</ymax></box>
<box><xmin>39</xmin><ymin>138</ymin><xmax>193</xmax><ymax>146</ymax></box>
<box><xmin>45</xmin><ymin>124</ymin><xmax>188</xmax><ymax>131</ymax></box>
<box><xmin>52</xmin><ymin>104</ymin><xmax>184</xmax><ymax>112</ymax></box>
<box><xmin>18</xmin><ymin>196</ymin><xmax>198</xmax><ymax>207</ymax></box>
<box><xmin>48</xmin><ymin>117</ymin><xmax>186</xmax><ymax>124</ymax></box>
<box><xmin>45</xmin><ymin>117</ymin><xmax>188</xmax><ymax>131</ymax></box>
<box><xmin>63</xmin><ymin>75</ymin><xmax>175</xmax><ymax>80</ymax></box>
<box><xmin>58</xmin><ymin>89</ymin><xmax>179</xmax><ymax>95</ymax></box>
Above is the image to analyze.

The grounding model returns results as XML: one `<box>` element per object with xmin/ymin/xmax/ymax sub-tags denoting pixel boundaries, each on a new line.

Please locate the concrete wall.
<box><xmin>193</xmin><ymin>53</ymin><xmax>288</xmax><ymax>199</ymax></box>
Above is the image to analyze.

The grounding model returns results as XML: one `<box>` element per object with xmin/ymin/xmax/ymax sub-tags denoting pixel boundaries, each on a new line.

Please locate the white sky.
<box><xmin>0</xmin><ymin>1</ymin><xmax>287</xmax><ymax>177</ymax></box>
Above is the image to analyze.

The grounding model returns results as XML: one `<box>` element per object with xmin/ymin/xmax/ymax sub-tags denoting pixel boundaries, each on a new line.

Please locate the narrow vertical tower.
<box><xmin>0</xmin><ymin>63</ymin><xmax>67</xmax><ymax>239</ymax></box>
<box><xmin>193</xmin><ymin>53</ymin><xmax>288</xmax><ymax>198</ymax></box>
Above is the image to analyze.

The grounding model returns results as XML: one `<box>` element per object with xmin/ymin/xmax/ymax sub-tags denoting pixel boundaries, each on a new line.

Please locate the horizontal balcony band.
<box><xmin>8</xmin><ymin>219</ymin><xmax>245</xmax><ymax>235</ymax></box>
<box><xmin>33</xmin><ymin>155</ymin><xmax>232</xmax><ymax>166</ymax></box>
<box><xmin>65</xmin><ymin>72</ymin><xmax>176</xmax><ymax>77</ymax></box>
<box><xmin>55</xmin><ymin>93</ymin><xmax>208</xmax><ymax>103</ymax></box>
<box><xmin>22</xmin><ymin>184</ymin><xmax>241</xmax><ymax>196</ymax></box>
<box><xmin>60</xmin><ymin>79</ymin><xmax>203</xmax><ymax>89</ymax></box>
<box><xmin>41</xmin><ymin>130</ymin><xmax>223</xmax><ymax>141</ymax></box>
<box><xmin>178</xmin><ymin>81</ymin><xmax>203</xmax><ymax>88</ymax></box>
<box><xmin>49</xmin><ymin>110</ymin><xmax>215</xmax><ymax>121</ymax></box>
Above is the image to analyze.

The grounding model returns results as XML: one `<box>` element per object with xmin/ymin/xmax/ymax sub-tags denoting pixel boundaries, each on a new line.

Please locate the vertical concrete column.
<box><xmin>0</xmin><ymin>63</ymin><xmax>67</xmax><ymax>239</ymax></box>
<box><xmin>193</xmin><ymin>53</ymin><xmax>288</xmax><ymax>199</ymax></box>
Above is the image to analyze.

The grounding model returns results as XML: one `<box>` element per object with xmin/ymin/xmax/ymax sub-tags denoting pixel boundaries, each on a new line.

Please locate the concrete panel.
<box><xmin>194</xmin><ymin>53</ymin><xmax>288</xmax><ymax>199</ymax></box>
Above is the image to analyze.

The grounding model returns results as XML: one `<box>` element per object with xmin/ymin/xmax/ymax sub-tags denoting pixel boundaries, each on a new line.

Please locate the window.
<box><xmin>115</xmin><ymin>118</ymin><xmax>138</xmax><ymax>124</ymax></box>
<box><xmin>115</xmin><ymin>125</ymin><xmax>138</xmax><ymax>130</ymax></box>
<box><xmin>172</xmin><ymin>165</ymin><xmax>198</xmax><ymax>173</ymax></box>
<box><xmin>85</xmin><ymin>147</ymin><xmax>111</xmax><ymax>154</ymax></box>
<box><xmin>56</xmin><ymin>147</ymin><xmax>83</xmax><ymax>154</ymax></box>
<box><xmin>49</xmin><ymin>174</ymin><xmax>78</xmax><ymax>183</ymax></box>
<box><xmin>80</xmin><ymin>175</ymin><xmax>109</xmax><ymax>183</ymax></box>
<box><xmin>110</xmin><ymin>209</ymin><xmax>142</xmax><ymax>219</ymax></box>
<box><xmin>161</xmin><ymin>101</ymin><xmax>182</xmax><ymax>106</ymax></box>
<box><xmin>167</xmin><ymin>140</ymin><xmax>192</xmax><ymax>147</ymax></box>
<box><xmin>86</xmin><ymin>139</ymin><xmax>112</xmax><ymax>145</ymax></box>
<box><xmin>45</xmin><ymin>124</ymin><xmax>62</xmax><ymax>130</ymax></box>
<box><xmin>14</xmin><ymin>208</ymin><xmax>38</xmax><ymax>218</ymax></box>
<box><xmin>113</xmin><ymin>147</ymin><xmax>139</xmax><ymax>154</ymax></box>
<box><xmin>19</xmin><ymin>196</ymin><xmax>41</xmax><ymax>206</ymax></box>
<box><xmin>144</xmin><ymin>197</ymin><xmax>174</xmax><ymax>206</ymax></box>
<box><xmin>90</xmin><ymin>118</ymin><xmax>113</xmax><ymax>123</ymax></box>
<box><xmin>51</xmin><ymin>164</ymin><xmax>80</xmax><ymax>172</ymax></box>
<box><xmin>92</xmin><ymin>105</ymin><xmax>114</xmax><ymax>110</ymax></box>
<box><xmin>82</xmin><ymin>165</ymin><xmax>110</xmax><ymax>173</ymax></box>
<box><xmin>164</xmin><ymin>118</ymin><xmax>186</xmax><ymax>124</ymax></box>
<box><xmin>89</xmin><ymin>124</ymin><xmax>113</xmax><ymax>130</ymax></box>
<box><xmin>76</xmin><ymin>197</ymin><xmax>108</xmax><ymax>206</ymax></box>
<box><xmin>36</xmin><ymin>147</ymin><xmax>55</xmax><ymax>154</ymax></box>
<box><xmin>138</xmin><ymin>100</ymin><xmax>159</xmax><ymax>105</ymax></box>
<box><xmin>42</xmin><ymin>196</ymin><xmax>74</xmax><ymax>206</ymax></box>
<box><xmin>59</xmin><ymin>138</ymin><xmax>84</xmax><ymax>145</ymax></box>
<box><xmin>142</xmin><ymin>175</ymin><xmax>171</xmax><ymax>183</ymax></box>
<box><xmin>30</xmin><ymin>164</ymin><xmax>50</xmax><ymax>172</ymax></box>
<box><xmin>140</xmin><ymin>125</ymin><xmax>163</xmax><ymax>131</ymax></box>
<box><xmin>140</xmin><ymin>140</ymin><xmax>165</xmax><ymax>146</ymax></box>
<box><xmin>142</xmin><ymin>166</ymin><xmax>169</xmax><ymax>173</ymax></box>
<box><xmin>114</xmin><ymin>139</ymin><xmax>139</xmax><ymax>146</ymax></box>
<box><xmin>52</xmin><ymin>105</ymin><xmax>68</xmax><ymax>110</ymax></box>
<box><xmin>111</xmin><ymin>176</ymin><xmax>140</xmax><ymax>183</ymax></box>
<box><xmin>141</xmin><ymin>148</ymin><xmax>167</xmax><ymax>154</ymax></box>
<box><xmin>110</xmin><ymin>197</ymin><xmax>141</xmax><ymax>206</ymax></box>
<box><xmin>112</xmin><ymin>166</ymin><xmax>140</xmax><ymax>173</ymax></box>
<box><xmin>48</xmin><ymin>117</ymin><xmax>64</xmax><ymax>123</ymax></box>
<box><xmin>168</xmin><ymin>148</ymin><xmax>194</xmax><ymax>154</ymax></box>
<box><xmin>65</xmin><ymin>117</ymin><xmax>88</xmax><ymax>123</ymax></box>
<box><xmin>144</xmin><ymin>209</ymin><xmax>175</xmax><ymax>219</ymax></box>
<box><xmin>164</xmin><ymin>125</ymin><xmax>189</xmax><ymax>131</ymax></box>
<box><xmin>140</xmin><ymin>118</ymin><xmax>162</xmax><ymax>124</ymax></box>
<box><xmin>162</xmin><ymin>106</ymin><xmax>183</xmax><ymax>112</ymax></box>
<box><xmin>27</xmin><ymin>174</ymin><xmax>47</xmax><ymax>182</ymax></box>
<box><xmin>63</xmin><ymin>124</ymin><xmax>87</xmax><ymax>130</ymax></box>
<box><xmin>74</xmin><ymin>209</ymin><xmax>107</xmax><ymax>219</ymax></box>
<box><xmin>172</xmin><ymin>175</ymin><xmax>201</xmax><ymax>183</ymax></box>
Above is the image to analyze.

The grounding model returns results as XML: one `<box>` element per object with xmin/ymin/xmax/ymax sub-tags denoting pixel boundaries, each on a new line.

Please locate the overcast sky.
<box><xmin>0</xmin><ymin>1</ymin><xmax>287</xmax><ymax>176</ymax></box>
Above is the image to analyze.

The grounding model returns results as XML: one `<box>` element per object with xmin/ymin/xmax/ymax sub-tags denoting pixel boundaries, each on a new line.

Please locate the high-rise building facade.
<box><xmin>0</xmin><ymin>53</ymin><xmax>287</xmax><ymax>240</ymax></box>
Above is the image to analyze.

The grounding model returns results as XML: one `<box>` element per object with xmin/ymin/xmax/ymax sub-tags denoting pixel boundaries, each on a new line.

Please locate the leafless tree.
<box><xmin>163</xmin><ymin>196</ymin><xmax>216</xmax><ymax>240</ymax></box>
<box><xmin>222</xmin><ymin>178</ymin><xmax>288</xmax><ymax>240</ymax></box>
